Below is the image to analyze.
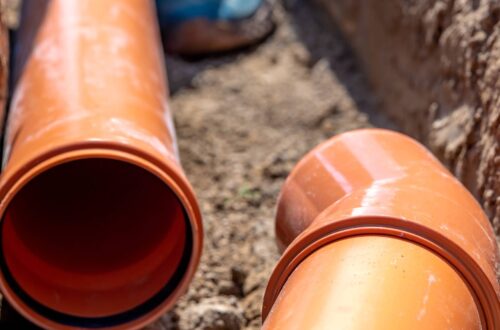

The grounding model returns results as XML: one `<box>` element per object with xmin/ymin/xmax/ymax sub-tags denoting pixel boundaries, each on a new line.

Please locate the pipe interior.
<box><xmin>1</xmin><ymin>158</ymin><xmax>189</xmax><ymax>318</ymax></box>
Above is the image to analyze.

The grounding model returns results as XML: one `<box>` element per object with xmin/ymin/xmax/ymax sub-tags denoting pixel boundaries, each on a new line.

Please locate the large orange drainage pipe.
<box><xmin>0</xmin><ymin>0</ymin><xmax>202</xmax><ymax>329</ymax></box>
<box><xmin>262</xmin><ymin>129</ymin><xmax>499</xmax><ymax>329</ymax></box>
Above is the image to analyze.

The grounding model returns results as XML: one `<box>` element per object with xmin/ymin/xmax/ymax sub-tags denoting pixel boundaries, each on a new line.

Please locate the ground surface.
<box><xmin>146</xmin><ymin>2</ymin><xmax>393</xmax><ymax>329</ymax></box>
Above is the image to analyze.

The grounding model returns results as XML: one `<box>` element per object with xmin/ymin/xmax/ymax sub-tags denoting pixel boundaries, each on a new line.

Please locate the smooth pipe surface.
<box><xmin>263</xmin><ymin>129</ymin><xmax>499</xmax><ymax>329</ymax></box>
<box><xmin>0</xmin><ymin>1</ymin><xmax>202</xmax><ymax>329</ymax></box>
<box><xmin>263</xmin><ymin>236</ymin><xmax>482</xmax><ymax>330</ymax></box>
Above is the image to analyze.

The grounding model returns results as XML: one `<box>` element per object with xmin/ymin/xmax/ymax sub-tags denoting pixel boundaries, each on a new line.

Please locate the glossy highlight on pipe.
<box><xmin>262</xmin><ymin>129</ymin><xmax>500</xmax><ymax>330</ymax></box>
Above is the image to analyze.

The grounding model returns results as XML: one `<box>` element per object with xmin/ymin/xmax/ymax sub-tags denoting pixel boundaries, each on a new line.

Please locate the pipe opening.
<box><xmin>0</xmin><ymin>158</ymin><xmax>190</xmax><ymax>322</ymax></box>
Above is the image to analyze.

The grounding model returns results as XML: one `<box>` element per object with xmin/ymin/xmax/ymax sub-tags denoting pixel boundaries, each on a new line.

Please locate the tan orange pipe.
<box><xmin>262</xmin><ymin>129</ymin><xmax>499</xmax><ymax>329</ymax></box>
<box><xmin>0</xmin><ymin>1</ymin><xmax>202</xmax><ymax>329</ymax></box>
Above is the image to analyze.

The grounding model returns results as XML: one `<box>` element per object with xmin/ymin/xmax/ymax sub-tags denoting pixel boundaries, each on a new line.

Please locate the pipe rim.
<box><xmin>263</xmin><ymin>216</ymin><xmax>500</xmax><ymax>329</ymax></box>
<box><xmin>0</xmin><ymin>142</ymin><xmax>203</xmax><ymax>330</ymax></box>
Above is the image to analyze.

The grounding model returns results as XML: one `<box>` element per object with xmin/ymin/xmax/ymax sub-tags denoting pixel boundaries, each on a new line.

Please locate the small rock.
<box><xmin>179</xmin><ymin>297</ymin><xmax>244</xmax><ymax>330</ymax></box>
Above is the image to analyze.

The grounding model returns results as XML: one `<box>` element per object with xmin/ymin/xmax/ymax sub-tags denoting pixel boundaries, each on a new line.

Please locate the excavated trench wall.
<box><xmin>315</xmin><ymin>0</ymin><xmax>500</xmax><ymax>236</ymax></box>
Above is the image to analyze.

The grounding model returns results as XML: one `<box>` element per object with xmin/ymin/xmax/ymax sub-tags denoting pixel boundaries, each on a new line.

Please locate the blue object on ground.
<box><xmin>156</xmin><ymin>0</ymin><xmax>262</xmax><ymax>25</ymax></box>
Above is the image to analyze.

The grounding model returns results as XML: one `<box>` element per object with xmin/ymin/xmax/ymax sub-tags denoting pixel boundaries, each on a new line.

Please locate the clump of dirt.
<box><xmin>146</xmin><ymin>2</ymin><xmax>393</xmax><ymax>329</ymax></box>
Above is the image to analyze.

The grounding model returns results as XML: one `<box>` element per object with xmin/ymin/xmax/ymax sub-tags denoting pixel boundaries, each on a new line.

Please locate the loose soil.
<box><xmin>147</xmin><ymin>2</ymin><xmax>394</xmax><ymax>329</ymax></box>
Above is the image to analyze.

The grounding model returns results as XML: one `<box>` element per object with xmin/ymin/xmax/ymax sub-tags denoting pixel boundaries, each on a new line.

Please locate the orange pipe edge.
<box><xmin>262</xmin><ymin>129</ymin><xmax>500</xmax><ymax>329</ymax></box>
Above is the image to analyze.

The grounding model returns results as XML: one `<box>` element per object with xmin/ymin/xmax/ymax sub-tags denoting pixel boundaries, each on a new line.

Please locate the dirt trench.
<box><xmin>147</xmin><ymin>2</ymin><xmax>394</xmax><ymax>329</ymax></box>
<box><xmin>315</xmin><ymin>0</ymin><xmax>500</xmax><ymax>237</ymax></box>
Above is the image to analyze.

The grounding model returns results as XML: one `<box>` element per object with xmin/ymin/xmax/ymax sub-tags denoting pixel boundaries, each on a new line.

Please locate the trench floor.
<box><xmin>150</xmin><ymin>1</ymin><xmax>395</xmax><ymax>329</ymax></box>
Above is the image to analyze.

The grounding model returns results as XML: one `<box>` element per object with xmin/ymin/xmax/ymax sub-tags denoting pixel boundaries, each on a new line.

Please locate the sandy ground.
<box><xmin>146</xmin><ymin>1</ymin><xmax>394</xmax><ymax>329</ymax></box>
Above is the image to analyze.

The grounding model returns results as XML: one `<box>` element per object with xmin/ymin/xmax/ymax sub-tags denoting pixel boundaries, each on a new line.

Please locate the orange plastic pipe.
<box><xmin>0</xmin><ymin>1</ymin><xmax>202</xmax><ymax>329</ymax></box>
<box><xmin>262</xmin><ymin>129</ymin><xmax>499</xmax><ymax>329</ymax></box>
